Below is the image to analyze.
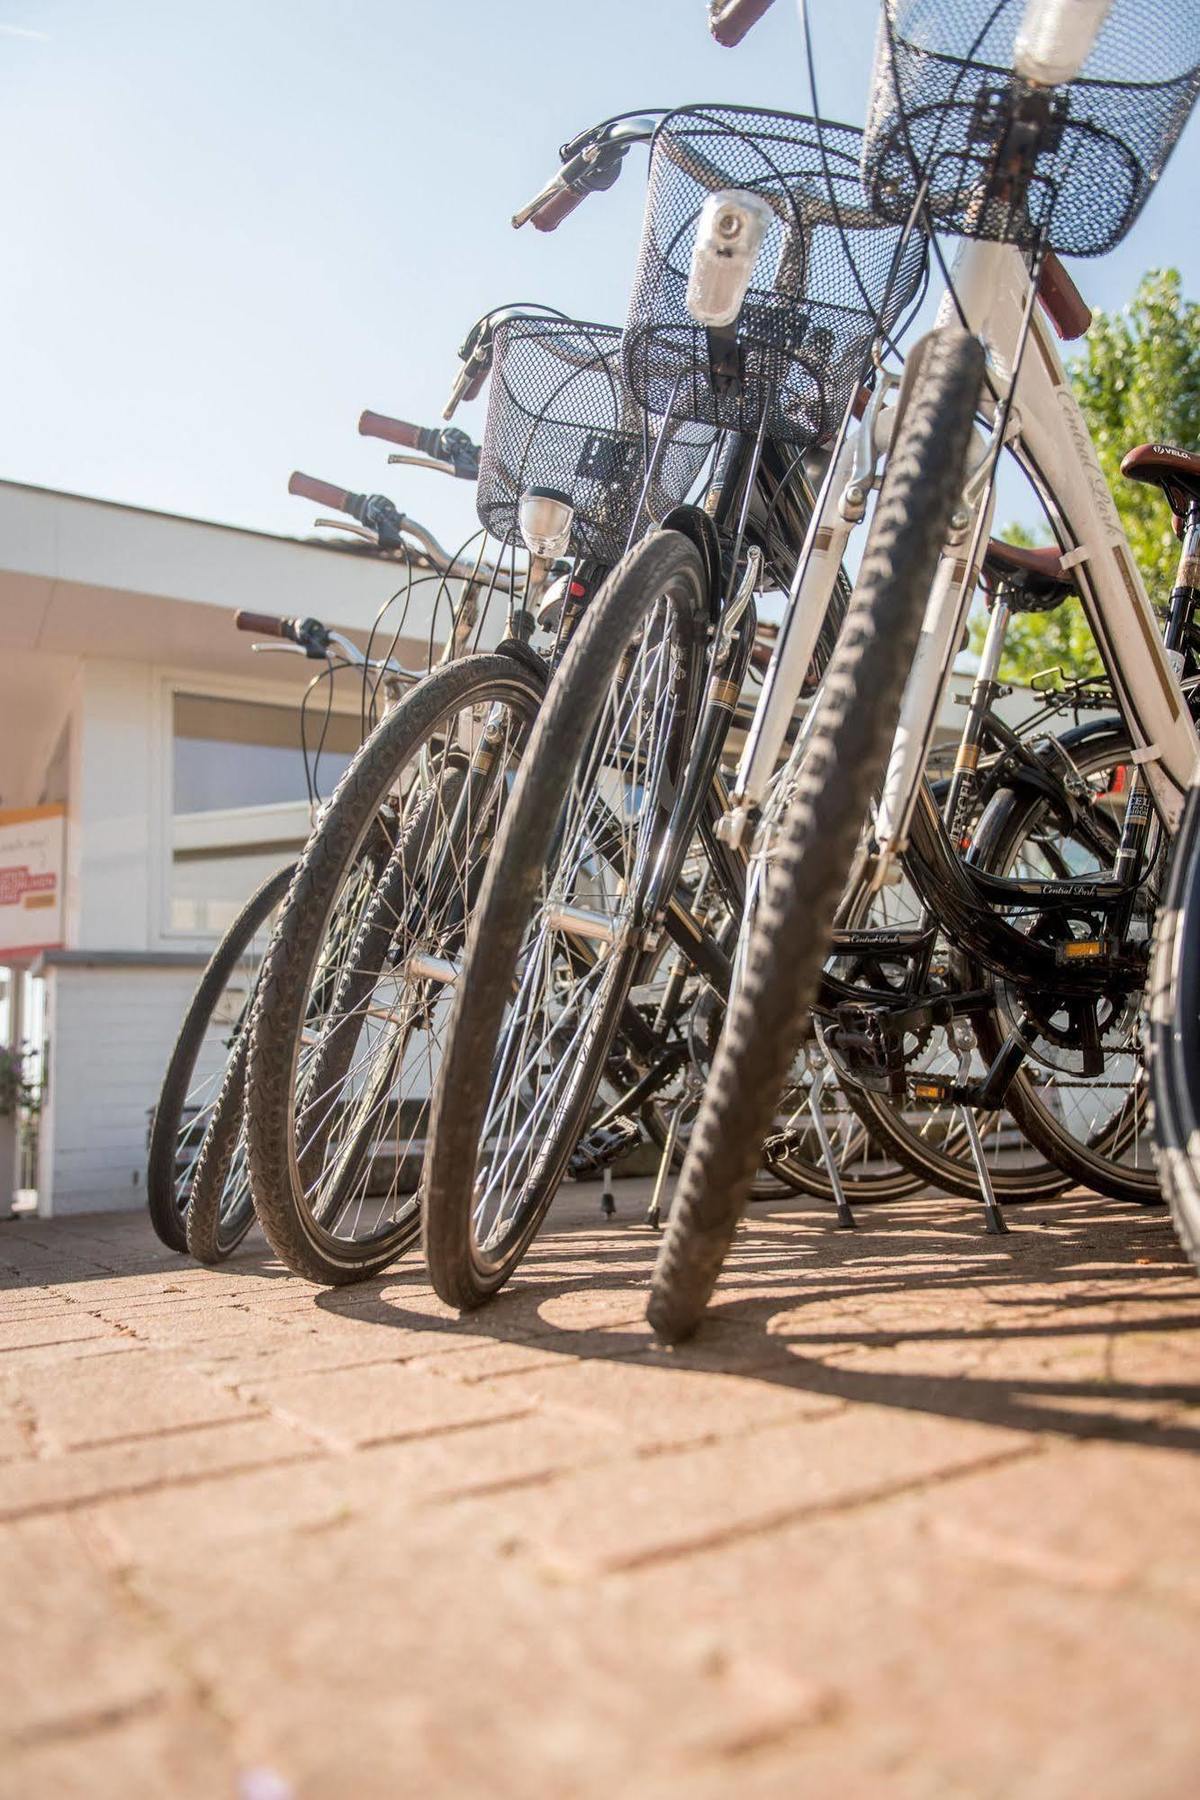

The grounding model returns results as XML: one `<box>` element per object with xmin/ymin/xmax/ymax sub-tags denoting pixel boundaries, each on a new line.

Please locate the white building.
<box><xmin>0</xmin><ymin>479</ymin><xmax>454</xmax><ymax>1217</ymax></box>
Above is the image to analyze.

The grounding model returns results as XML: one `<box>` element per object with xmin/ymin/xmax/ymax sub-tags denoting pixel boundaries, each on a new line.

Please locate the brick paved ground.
<box><xmin>3</xmin><ymin>1181</ymin><xmax>1200</xmax><ymax>1798</ymax></box>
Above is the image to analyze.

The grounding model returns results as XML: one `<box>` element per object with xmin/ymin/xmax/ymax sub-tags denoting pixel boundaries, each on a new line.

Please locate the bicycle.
<box><xmin>244</xmin><ymin>310</ymin><xmax>715</xmax><ymax>1283</ymax></box>
<box><xmin>149</xmin><ymin>459</ymin><xmax>488</xmax><ymax>1262</ymax></box>
<box><xmin>421</xmin><ymin>104</ymin><xmax>933</xmax><ymax>1307</ymax></box>
<box><xmin>649</xmin><ymin>0</ymin><xmax>1200</xmax><ymax>1339</ymax></box>
<box><xmin>1142</xmin><ymin>451</ymin><xmax>1200</xmax><ymax>1274</ymax></box>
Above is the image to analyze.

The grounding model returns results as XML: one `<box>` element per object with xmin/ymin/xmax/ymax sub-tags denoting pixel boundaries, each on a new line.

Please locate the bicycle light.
<box><xmin>1013</xmin><ymin>0</ymin><xmax>1114</xmax><ymax>87</ymax></box>
<box><xmin>519</xmin><ymin>487</ymin><xmax>575</xmax><ymax>559</ymax></box>
<box><xmin>685</xmin><ymin>189</ymin><xmax>773</xmax><ymax>329</ymax></box>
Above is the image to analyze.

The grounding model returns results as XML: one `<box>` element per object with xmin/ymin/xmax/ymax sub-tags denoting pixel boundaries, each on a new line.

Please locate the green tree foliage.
<box><xmin>981</xmin><ymin>269</ymin><xmax>1200</xmax><ymax>684</ymax></box>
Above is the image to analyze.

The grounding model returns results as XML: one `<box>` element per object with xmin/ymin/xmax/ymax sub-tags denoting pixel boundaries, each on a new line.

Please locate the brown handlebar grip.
<box><xmin>358</xmin><ymin>410</ymin><xmax>422</xmax><ymax>448</ymax></box>
<box><xmin>288</xmin><ymin>470</ymin><xmax>352</xmax><ymax>512</ymax></box>
<box><xmin>1036</xmin><ymin>252</ymin><xmax>1092</xmax><ymax>342</ymax></box>
<box><xmin>531</xmin><ymin>184</ymin><xmax>588</xmax><ymax>233</ymax></box>
<box><xmin>709</xmin><ymin>0</ymin><xmax>777</xmax><ymax>47</ymax></box>
<box><xmin>235</xmin><ymin>609</ymin><xmax>291</xmax><ymax>639</ymax></box>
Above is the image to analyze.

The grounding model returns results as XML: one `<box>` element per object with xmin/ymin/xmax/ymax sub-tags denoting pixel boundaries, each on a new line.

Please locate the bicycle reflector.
<box><xmin>1013</xmin><ymin>0</ymin><xmax>1115</xmax><ymax>87</ymax></box>
<box><xmin>519</xmin><ymin>487</ymin><xmax>575</xmax><ymax>559</ymax></box>
<box><xmin>685</xmin><ymin>189</ymin><xmax>774</xmax><ymax>329</ymax></box>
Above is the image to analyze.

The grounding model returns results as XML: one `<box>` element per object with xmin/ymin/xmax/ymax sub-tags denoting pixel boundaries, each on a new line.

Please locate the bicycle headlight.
<box><xmin>519</xmin><ymin>487</ymin><xmax>575</xmax><ymax>560</ymax></box>
<box><xmin>685</xmin><ymin>190</ymin><xmax>774</xmax><ymax>329</ymax></box>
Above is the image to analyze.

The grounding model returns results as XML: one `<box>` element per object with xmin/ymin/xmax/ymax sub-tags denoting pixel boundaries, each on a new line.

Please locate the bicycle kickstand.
<box><xmin>949</xmin><ymin>1024</ymin><xmax>1008</xmax><ymax>1236</ymax></box>
<box><xmin>645</xmin><ymin>1088</ymin><xmax>691</xmax><ymax>1231</ymax></box>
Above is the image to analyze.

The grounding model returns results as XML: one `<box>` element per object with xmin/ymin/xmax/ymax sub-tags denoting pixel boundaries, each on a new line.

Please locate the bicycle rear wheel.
<box><xmin>973</xmin><ymin>724</ymin><xmax>1160</xmax><ymax>1204</ymax></box>
<box><xmin>649</xmin><ymin>326</ymin><xmax>986</xmax><ymax>1342</ymax></box>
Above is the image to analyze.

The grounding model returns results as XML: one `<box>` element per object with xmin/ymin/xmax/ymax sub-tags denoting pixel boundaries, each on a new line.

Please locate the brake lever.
<box><xmin>386</xmin><ymin>453</ymin><xmax>459</xmax><ymax>477</ymax></box>
<box><xmin>314</xmin><ymin>517</ymin><xmax>380</xmax><ymax>544</ymax></box>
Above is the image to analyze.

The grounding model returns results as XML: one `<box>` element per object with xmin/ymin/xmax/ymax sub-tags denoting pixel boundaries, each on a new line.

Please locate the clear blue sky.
<box><xmin>1</xmin><ymin>0</ymin><xmax>1197</xmax><ymax>555</ymax></box>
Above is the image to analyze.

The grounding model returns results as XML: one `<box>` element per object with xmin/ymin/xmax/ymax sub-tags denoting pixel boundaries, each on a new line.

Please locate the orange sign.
<box><xmin>0</xmin><ymin>805</ymin><xmax>65</xmax><ymax>960</ymax></box>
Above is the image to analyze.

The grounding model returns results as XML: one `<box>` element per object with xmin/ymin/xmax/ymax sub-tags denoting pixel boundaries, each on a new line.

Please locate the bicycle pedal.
<box><xmin>568</xmin><ymin>1115</ymin><xmax>642</xmax><ymax>1180</ymax></box>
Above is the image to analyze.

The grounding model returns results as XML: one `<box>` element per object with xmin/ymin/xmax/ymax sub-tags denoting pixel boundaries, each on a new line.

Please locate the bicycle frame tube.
<box><xmin>876</xmin><ymin>239</ymin><xmax>1197</xmax><ymax>860</ymax></box>
<box><xmin>731</xmin><ymin>415</ymin><xmax>864</xmax><ymax>818</ymax></box>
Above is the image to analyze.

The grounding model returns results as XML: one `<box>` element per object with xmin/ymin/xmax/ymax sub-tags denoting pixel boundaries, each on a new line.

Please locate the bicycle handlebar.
<box><xmin>709</xmin><ymin>0</ymin><xmax>777</xmax><ymax>46</ymax></box>
<box><xmin>288</xmin><ymin>470</ymin><xmax>351</xmax><ymax>513</ymax></box>
<box><xmin>288</xmin><ymin>470</ymin><xmax>511</xmax><ymax>588</ymax></box>
<box><xmin>528</xmin><ymin>181</ymin><xmax>589</xmax><ymax>233</ymax></box>
<box><xmin>358</xmin><ymin>411</ymin><xmax>426</xmax><ymax>451</ymax></box>
<box><xmin>234</xmin><ymin>609</ymin><xmax>332</xmax><ymax>656</ymax></box>
<box><xmin>358</xmin><ymin>411</ymin><xmax>481</xmax><ymax>478</ymax></box>
<box><xmin>512</xmin><ymin>116</ymin><xmax>658</xmax><ymax>232</ymax></box>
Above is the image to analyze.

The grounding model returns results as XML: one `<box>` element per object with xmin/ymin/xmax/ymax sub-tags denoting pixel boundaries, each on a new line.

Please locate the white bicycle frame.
<box><xmin>729</xmin><ymin>235</ymin><xmax>1200</xmax><ymax>871</ymax></box>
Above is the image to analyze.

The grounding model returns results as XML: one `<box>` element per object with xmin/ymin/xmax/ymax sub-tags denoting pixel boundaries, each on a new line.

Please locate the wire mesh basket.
<box><xmin>475</xmin><ymin>314</ymin><xmax>714</xmax><ymax>565</ymax></box>
<box><xmin>622</xmin><ymin>106</ymin><xmax>927</xmax><ymax>445</ymax></box>
<box><xmin>862</xmin><ymin>0</ymin><xmax>1200</xmax><ymax>256</ymax></box>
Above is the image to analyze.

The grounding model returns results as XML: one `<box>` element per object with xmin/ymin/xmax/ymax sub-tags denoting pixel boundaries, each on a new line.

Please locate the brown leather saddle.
<box><xmin>979</xmin><ymin>539</ymin><xmax>1077</xmax><ymax>613</ymax></box>
<box><xmin>1121</xmin><ymin>443</ymin><xmax>1200</xmax><ymax>536</ymax></box>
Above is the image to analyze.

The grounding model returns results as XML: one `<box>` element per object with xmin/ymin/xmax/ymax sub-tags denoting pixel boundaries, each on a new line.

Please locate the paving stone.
<box><xmin>2</xmin><ymin>1698</ymin><xmax>236</xmax><ymax>1800</ymax></box>
<box><xmin>470</xmin><ymin>1405</ymin><xmax>1035</xmax><ymax>1579</ymax></box>
<box><xmin>15</xmin><ymin>1353</ymin><xmax>258</xmax><ymax>1451</ymax></box>
<box><xmin>238</xmin><ymin>1358</ymin><xmax>537</xmax><ymax>1451</ymax></box>
<box><xmin>0</xmin><ymin>1514</ymin><xmax>175</xmax><ymax>1746</ymax></box>
<box><xmin>0</xmin><ymin>1413</ymin><xmax>317</xmax><ymax>1520</ymax></box>
<box><xmin>0</xmin><ymin>1312</ymin><xmax>126</xmax><ymax>1354</ymax></box>
<box><xmin>494</xmin><ymin>1352</ymin><xmax>845</xmax><ymax>1451</ymax></box>
<box><xmin>93</xmin><ymin>1411</ymin><xmax>607</xmax><ymax>1566</ymax></box>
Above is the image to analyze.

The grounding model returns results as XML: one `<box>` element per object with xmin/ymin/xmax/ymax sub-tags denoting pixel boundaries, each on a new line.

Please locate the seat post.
<box><xmin>1164</xmin><ymin>499</ymin><xmax>1200</xmax><ymax>677</ymax></box>
<box><xmin>942</xmin><ymin>586</ymin><xmax>1012</xmax><ymax>850</ymax></box>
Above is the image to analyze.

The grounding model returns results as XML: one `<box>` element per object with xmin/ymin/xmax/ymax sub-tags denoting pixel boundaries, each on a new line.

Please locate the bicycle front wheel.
<box><xmin>1150</xmin><ymin>776</ymin><xmax>1200</xmax><ymax>1269</ymax></box>
<box><xmin>246</xmin><ymin>653</ymin><xmax>544</xmax><ymax>1285</ymax></box>
<box><xmin>423</xmin><ymin>530</ymin><xmax>710</xmax><ymax>1309</ymax></box>
<box><xmin>146</xmin><ymin>861</ymin><xmax>294</xmax><ymax>1254</ymax></box>
<box><xmin>649</xmin><ymin>326</ymin><xmax>986</xmax><ymax>1343</ymax></box>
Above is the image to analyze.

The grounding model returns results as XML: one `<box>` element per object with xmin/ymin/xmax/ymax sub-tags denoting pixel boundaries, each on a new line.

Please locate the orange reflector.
<box><xmin>1061</xmin><ymin>939</ymin><xmax>1103</xmax><ymax>959</ymax></box>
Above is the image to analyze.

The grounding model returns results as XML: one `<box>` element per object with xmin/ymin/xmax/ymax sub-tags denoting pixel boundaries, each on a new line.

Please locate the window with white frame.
<box><xmin>168</xmin><ymin>690</ymin><xmax>360</xmax><ymax>935</ymax></box>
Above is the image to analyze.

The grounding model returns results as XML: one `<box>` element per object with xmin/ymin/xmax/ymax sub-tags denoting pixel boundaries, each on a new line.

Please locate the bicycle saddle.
<box><xmin>980</xmin><ymin>539</ymin><xmax>1076</xmax><ymax>613</ymax></box>
<box><xmin>1121</xmin><ymin>443</ymin><xmax>1200</xmax><ymax>522</ymax></box>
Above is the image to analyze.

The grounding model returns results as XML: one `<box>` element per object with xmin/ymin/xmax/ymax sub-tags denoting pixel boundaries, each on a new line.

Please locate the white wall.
<box><xmin>38</xmin><ymin>961</ymin><xmax>207</xmax><ymax>1216</ymax></box>
<box><xmin>72</xmin><ymin>659</ymin><xmax>157</xmax><ymax>951</ymax></box>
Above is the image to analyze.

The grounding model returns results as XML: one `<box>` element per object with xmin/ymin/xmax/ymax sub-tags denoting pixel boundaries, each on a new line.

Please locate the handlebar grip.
<box><xmin>288</xmin><ymin>470</ymin><xmax>353</xmax><ymax>512</ymax></box>
<box><xmin>358</xmin><ymin>410</ymin><xmax>424</xmax><ymax>449</ymax></box>
<box><xmin>709</xmin><ymin>0</ymin><xmax>777</xmax><ymax>47</ymax></box>
<box><xmin>530</xmin><ymin>184</ymin><xmax>589</xmax><ymax>233</ymax></box>
<box><xmin>234</xmin><ymin>609</ymin><xmax>299</xmax><ymax>642</ymax></box>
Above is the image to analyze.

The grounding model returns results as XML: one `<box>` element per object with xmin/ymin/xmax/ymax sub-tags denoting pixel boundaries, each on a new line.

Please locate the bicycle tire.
<box><xmin>246</xmin><ymin>653</ymin><xmax>544</xmax><ymax>1285</ymax></box>
<box><xmin>973</xmin><ymin>723</ymin><xmax>1160</xmax><ymax>1204</ymax></box>
<box><xmin>146</xmin><ymin>861</ymin><xmax>295</xmax><ymax>1254</ymax></box>
<box><xmin>423</xmin><ymin>530</ymin><xmax>709</xmax><ymax>1308</ymax></box>
<box><xmin>184</xmin><ymin>1031</ymin><xmax>256</xmax><ymax>1265</ymax></box>
<box><xmin>837</xmin><ymin>717</ymin><xmax>1140</xmax><ymax>1203</ymax></box>
<box><xmin>648</xmin><ymin>326</ymin><xmax>986</xmax><ymax>1342</ymax></box>
<box><xmin>1149</xmin><ymin>776</ymin><xmax>1200</xmax><ymax>1268</ymax></box>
